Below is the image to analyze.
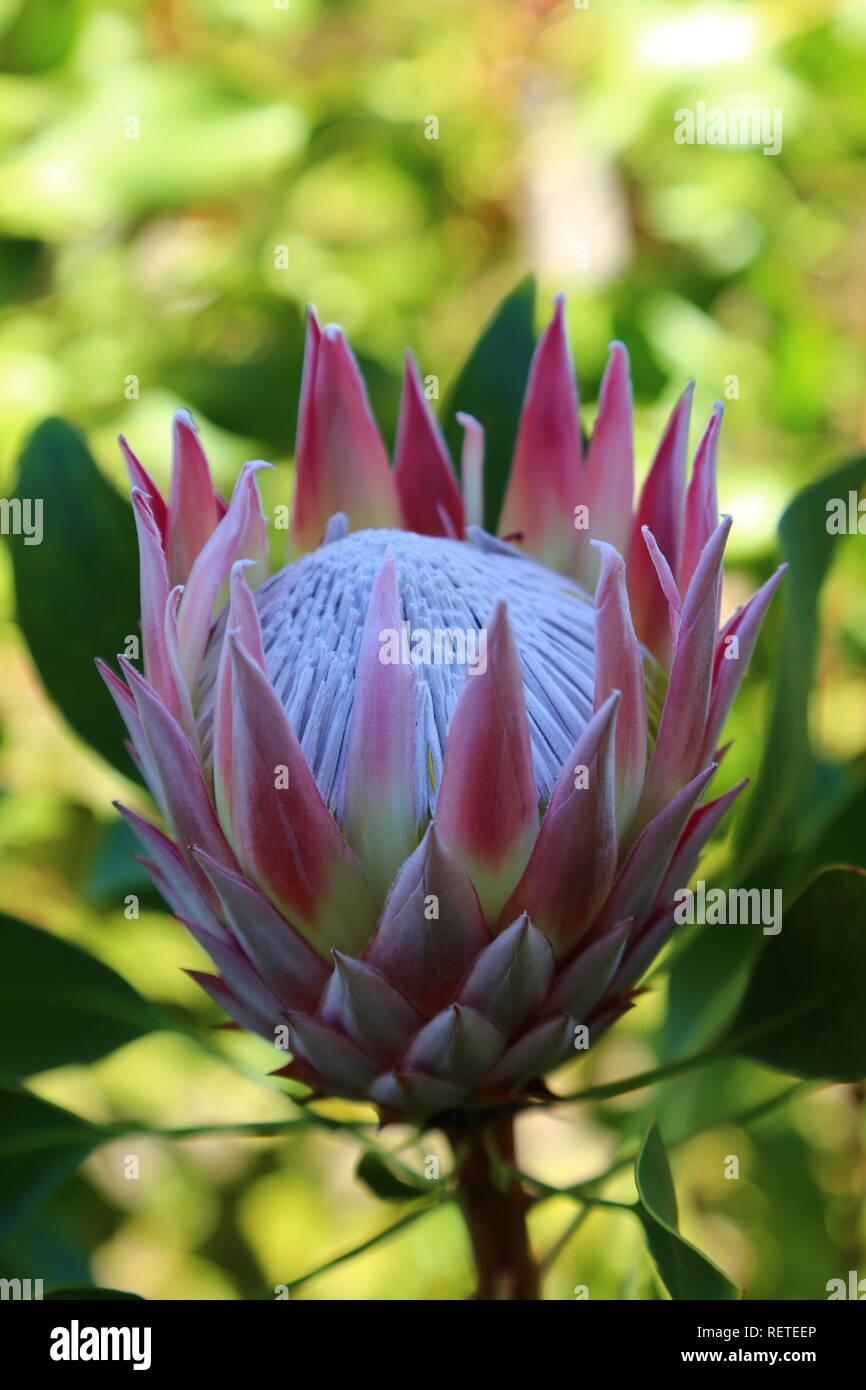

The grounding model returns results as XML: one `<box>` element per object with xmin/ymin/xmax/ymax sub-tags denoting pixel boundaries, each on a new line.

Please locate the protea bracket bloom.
<box><xmin>102</xmin><ymin>296</ymin><xmax>782</xmax><ymax>1298</ymax></box>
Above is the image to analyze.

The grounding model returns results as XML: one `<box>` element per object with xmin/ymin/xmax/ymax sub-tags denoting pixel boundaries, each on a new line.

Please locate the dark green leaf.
<box><xmin>731</xmin><ymin>866</ymin><xmax>866</xmax><ymax>1081</ymax></box>
<box><xmin>444</xmin><ymin>277</ymin><xmax>536</xmax><ymax>531</ymax></box>
<box><xmin>0</xmin><ymin>1087</ymin><xmax>109</xmax><ymax>1238</ymax></box>
<box><xmin>9</xmin><ymin>418</ymin><xmax>142</xmax><ymax>778</ymax></box>
<box><xmin>166</xmin><ymin>306</ymin><xmax>306</xmax><ymax>454</ymax></box>
<box><xmin>793</xmin><ymin>771</ymin><xmax>866</xmax><ymax>878</ymax></box>
<box><xmin>83</xmin><ymin>819</ymin><xmax>165</xmax><ymax>911</ymax></box>
<box><xmin>735</xmin><ymin>453</ymin><xmax>866</xmax><ymax>874</ymax></box>
<box><xmin>0</xmin><ymin>912</ymin><xmax>161</xmax><ymax>1079</ymax></box>
<box><xmin>662</xmin><ymin>920</ymin><xmax>766</xmax><ymax>1059</ymax></box>
<box><xmin>168</xmin><ymin>308</ymin><xmax>400</xmax><ymax>454</ymax></box>
<box><xmin>665</xmin><ymin>456</ymin><xmax>866</xmax><ymax>1055</ymax></box>
<box><xmin>0</xmin><ymin>1209</ymin><xmax>90</xmax><ymax>1289</ymax></box>
<box><xmin>44</xmin><ymin>1287</ymin><xmax>145</xmax><ymax>1300</ymax></box>
<box><xmin>355</xmin><ymin>1151</ymin><xmax>426</xmax><ymax>1202</ymax></box>
<box><xmin>633</xmin><ymin>1122</ymin><xmax>740</xmax><ymax>1300</ymax></box>
<box><xmin>0</xmin><ymin>236</ymin><xmax>49</xmax><ymax>301</ymax></box>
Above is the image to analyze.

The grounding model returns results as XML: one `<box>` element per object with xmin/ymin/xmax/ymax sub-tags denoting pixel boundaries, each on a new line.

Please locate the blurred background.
<box><xmin>0</xmin><ymin>0</ymin><xmax>864</xmax><ymax>1299</ymax></box>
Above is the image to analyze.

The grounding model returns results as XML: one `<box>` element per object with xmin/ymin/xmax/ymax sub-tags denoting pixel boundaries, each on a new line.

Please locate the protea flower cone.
<box><xmin>102</xmin><ymin>297</ymin><xmax>782</xmax><ymax>1297</ymax></box>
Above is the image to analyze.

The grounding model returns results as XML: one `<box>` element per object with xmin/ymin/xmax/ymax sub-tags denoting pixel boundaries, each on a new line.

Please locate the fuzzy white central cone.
<box><xmin>199</xmin><ymin>527</ymin><xmax>597</xmax><ymax>826</ymax></box>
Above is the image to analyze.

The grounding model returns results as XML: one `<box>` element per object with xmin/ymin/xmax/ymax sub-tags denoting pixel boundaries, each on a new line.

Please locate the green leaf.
<box><xmin>0</xmin><ymin>1087</ymin><xmax>109</xmax><ymax>1238</ymax></box>
<box><xmin>166</xmin><ymin>304</ymin><xmax>307</xmax><ymax>454</ymax></box>
<box><xmin>735</xmin><ymin>453</ymin><xmax>866</xmax><ymax>874</ymax></box>
<box><xmin>731</xmin><ymin>866</ymin><xmax>866</xmax><ymax>1081</ymax></box>
<box><xmin>0</xmin><ymin>0</ymin><xmax>82</xmax><ymax>75</ymax></box>
<box><xmin>9</xmin><ymin>417</ymin><xmax>142</xmax><ymax>778</ymax></box>
<box><xmin>662</xmin><ymin>918</ymin><xmax>766</xmax><ymax>1059</ymax></box>
<box><xmin>792</xmin><ymin>771</ymin><xmax>866</xmax><ymax>879</ymax></box>
<box><xmin>662</xmin><ymin>772</ymin><xmax>866</xmax><ymax>1058</ymax></box>
<box><xmin>355</xmin><ymin>1151</ymin><xmax>427</xmax><ymax>1202</ymax></box>
<box><xmin>0</xmin><ymin>912</ymin><xmax>161</xmax><ymax>1079</ymax></box>
<box><xmin>0</xmin><ymin>1207</ymin><xmax>90</xmax><ymax>1289</ymax></box>
<box><xmin>444</xmin><ymin>277</ymin><xmax>536</xmax><ymax>531</ymax></box>
<box><xmin>83</xmin><ymin>819</ymin><xmax>165</xmax><ymax>911</ymax></box>
<box><xmin>633</xmin><ymin>1123</ymin><xmax>740</xmax><ymax>1301</ymax></box>
<box><xmin>664</xmin><ymin>455</ymin><xmax>866</xmax><ymax>1056</ymax></box>
<box><xmin>44</xmin><ymin>1287</ymin><xmax>145</xmax><ymax>1300</ymax></box>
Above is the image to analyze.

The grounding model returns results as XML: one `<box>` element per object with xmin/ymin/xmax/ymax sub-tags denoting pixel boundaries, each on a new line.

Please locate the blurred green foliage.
<box><xmin>0</xmin><ymin>0</ymin><xmax>865</xmax><ymax>1299</ymax></box>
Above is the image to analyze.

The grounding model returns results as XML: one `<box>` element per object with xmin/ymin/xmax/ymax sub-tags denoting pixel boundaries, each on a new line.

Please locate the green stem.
<box><xmin>546</xmin><ymin>1003</ymin><xmax>822</xmax><ymax>1106</ymax></box>
<box><xmin>132</xmin><ymin>1119</ymin><xmax>315</xmax><ymax>1139</ymax></box>
<box><xmin>283</xmin><ymin>1199</ymin><xmax>443</xmax><ymax>1295</ymax></box>
<box><xmin>538</xmin><ymin>1206</ymin><xmax>592</xmax><ymax>1280</ymax></box>
<box><xmin>549</xmin><ymin>1040</ymin><xmax>731</xmax><ymax>1105</ymax></box>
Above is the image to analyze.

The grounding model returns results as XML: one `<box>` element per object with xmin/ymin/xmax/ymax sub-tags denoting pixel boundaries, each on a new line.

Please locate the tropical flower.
<box><xmin>101</xmin><ymin>296</ymin><xmax>783</xmax><ymax>1122</ymax></box>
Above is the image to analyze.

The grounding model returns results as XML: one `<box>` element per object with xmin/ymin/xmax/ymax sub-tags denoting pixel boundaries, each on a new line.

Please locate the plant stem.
<box><xmin>446</xmin><ymin>1110</ymin><xmax>539</xmax><ymax>1300</ymax></box>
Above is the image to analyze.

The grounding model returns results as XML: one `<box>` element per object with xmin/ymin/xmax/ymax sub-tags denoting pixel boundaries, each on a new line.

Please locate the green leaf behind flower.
<box><xmin>0</xmin><ymin>1087</ymin><xmax>108</xmax><ymax>1238</ymax></box>
<box><xmin>444</xmin><ymin>276</ymin><xmax>536</xmax><ymax>532</ymax></box>
<box><xmin>664</xmin><ymin>454</ymin><xmax>866</xmax><ymax>1055</ymax></box>
<box><xmin>731</xmin><ymin>866</ymin><xmax>866</xmax><ymax>1081</ymax></box>
<box><xmin>0</xmin><ymin>912</ymin><xmax>161</xmax><ymax>1081</ymax></box>
<box><xmin>735</xmin><ymin>453</ymin><xmax>866</xmax><ymax>875</ymax></box>
<box><xmin>9</xmin><ymin>417</ymin><xmax>141</xmax><ymax>778</ymax></box>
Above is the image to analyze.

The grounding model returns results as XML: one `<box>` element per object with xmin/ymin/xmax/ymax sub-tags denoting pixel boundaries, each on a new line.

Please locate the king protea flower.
<box><xmin>101</xmin><ymin>296</ymin><xmax>783</xmax><ymax>1123</ymax></box>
